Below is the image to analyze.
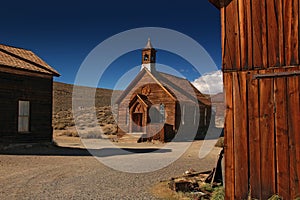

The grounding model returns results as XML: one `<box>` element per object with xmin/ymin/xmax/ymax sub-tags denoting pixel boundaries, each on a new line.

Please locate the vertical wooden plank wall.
<box><xmin>248</xmin><ymin>71</ymin><xmax>261</xmax><ymax>199</ymax></box>
<box><xmin>258</xmin><ymin>70</ymin><xmax>276</xmax><ymax>199</ymax></box>
<box><xmin>233</xmin><ymin>72</ymin><xmax>248</xmax><ymax>199</ymax></box>
<box><xmin>223</xmin><ymin>73</ymin><xmax>234</xmax><ymax>199</ymax></box>
<box><xmin>288</xmin><ymin>74</ymin><xmax>300</xmax><ymax>198</ymax></box>
<box><xmin>274</xmin><ymin>68</ymin><xmax>290</xmax><ymax>199</ymax></box>
<box><xmin>220</xmin><ymin>0</ymin><xmax>300</xmax><ymax>199</ymax></box>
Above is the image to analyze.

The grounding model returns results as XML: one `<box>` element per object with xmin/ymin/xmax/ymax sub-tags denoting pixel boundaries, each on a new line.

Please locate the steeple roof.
<box><xmin>144</xmin><ymin>38</ymin><xmax>153</xmax><ymax>49</ymax></box>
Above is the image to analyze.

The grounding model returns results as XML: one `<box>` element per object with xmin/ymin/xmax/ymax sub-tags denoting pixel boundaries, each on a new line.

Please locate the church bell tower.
<box><xmin>141</xmin><ymin>38</ymin><xmax>156</xmax><ymax>72</ymax></box>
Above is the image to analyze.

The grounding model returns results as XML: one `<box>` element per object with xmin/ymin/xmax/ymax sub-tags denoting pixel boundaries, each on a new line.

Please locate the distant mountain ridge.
<box><xmin>53</xmin><ymin>82</ymin><xmax>119</xmax><ymax>113</ymax></box>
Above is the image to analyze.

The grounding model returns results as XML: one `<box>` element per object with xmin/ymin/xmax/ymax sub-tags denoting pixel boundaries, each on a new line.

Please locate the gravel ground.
<box><xmin>0</xmin><ymin>137</ymin><xmax>221</xmax><ymax>200</ymax></box>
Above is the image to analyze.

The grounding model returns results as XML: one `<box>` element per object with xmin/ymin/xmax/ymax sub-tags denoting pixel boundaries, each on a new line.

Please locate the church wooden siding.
<box><xmin>0</xmin><ymin>71</ymin><xmax>54</xmax><ymax>143</ymax></box>
<box><xmin>210</xmin><ymin>0</ymin><xmax>300</xmax><ymax>199</ymax></box>
<box><xmin>117</xmin><ymin>72</ymin><xmax>176</xmax><ymax>134</ymax></box>
<box><xmin>117</xmin><ymin>70</ymin><xmax>211</xmax><ymax>142</ymax></box>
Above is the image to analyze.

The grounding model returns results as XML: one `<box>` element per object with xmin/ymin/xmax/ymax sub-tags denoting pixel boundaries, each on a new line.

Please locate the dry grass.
<box><xmin>59</xmin><ymin>130</ymin><xmax>79</xmax><ymax>137</ymax></box>
<box><xmin>211</xmin><ymin>186</ymin><xmax>225</xmax><ymax>200</ymax></box>
<box><xmin>52</xmin><ymin>81</ymin><xmax>120</xmax><ymax>135</ymax></box>
<box><xmin>151</xmin><ymin>181</ymin><xmax>191</xmax><ymax>200</ymax></box>
<box><xmin>53</xmin><ymin>82</ymin><xmax>119</xmax><ymax>113</ymax></box>
<box><xmin>81</xmin><ymin>130</ymin><xmax>103</xmax><ymax>139</ymax></box>
<box><xmin>151</xmin><ymin>180</ymin><xmax>225</xmax><ymax>200</ymax></box>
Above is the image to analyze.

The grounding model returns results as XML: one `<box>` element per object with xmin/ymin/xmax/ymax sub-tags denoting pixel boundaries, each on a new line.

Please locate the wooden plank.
<box><xmin>221</xmin><ymin>7</ymin><xmax>226</xmax><ymax>70</ymax></box>
<box><xmin>248</xmin><ymin>70</ymin><xmax>261</xmax><ymax>199</ymax></box>
<box><xmin>291</xmin><ymin>0</ymin><xmax>299</xmax><ymax>65</ymax></box>
<box><xmin>274</xmin><ymin>68</ymin><xmax>290</xmax><ymax>199</ymax></box>
<box><xmin>287</xmin><ymin>74</ymin><xmax>300</xmax><ymax>199</ymax></box>
<box><xmin>235</xmin><ymin>0</ymin><xmax>241</xmax><ymax>70</ymax></box>
<box><xmin>238</xmin><ymin>0</ymin><xmax>247</xmax><ymax>69</ymax></box>
<box><xmin>233</xmin><ymin>72</ymin><xmax>248</xmax><ymax>199</ymax></box>
<box><xmin>252</xmin><ymin>0</ymin><xmax>263</xmax><ymax>68</ymax></box>
<box><xmin>223</xmin><ymin>1</ymin><xmax>239</xmax><ymax>70</ymax></box>
<box><xmin>277</xmin><ymin>0</ymin><xmax>285</xmax><ymax>66</ymax></box>
<box><xmin>266</xmin><ymin>0</ymin><xmax>280</xmax><ymax>67</ymax></box>
<box><xmin>245</xmin><ymin>0</ymin><xmax>253</xmax><ymax>68</ymax></box>
<box><xmin>223</xmin><ymin>72</ymin><xmax>235</xmax><ymax>199</ymax></box>
<box><xmin>259</xmin><ymin>69</ymin><xmax>276</xmax><ymax>199</ymax></box>
<box><xmin>261</xmin><ymin>0</ymin><xmax>268</xmax><ymax>68</ymax></box>
<box><xmin>283</xmin><ymin>0</ymin><xmax>293</xmax><ymax>66</ymax></box>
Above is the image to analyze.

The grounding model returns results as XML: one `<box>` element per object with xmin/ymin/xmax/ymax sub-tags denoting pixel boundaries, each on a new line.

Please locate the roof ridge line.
<box><xmin>158</xmin><ymin>71</ymin><xmax>187</xmax><ymax>80</ymax></box>
<box><xmin>144</xmin><ymin>69</ymin><xmax>177</xmax><ymax>101</ymax></box>
<box><xmin>0</xmin><ymin>43</ymin><xmax>31</xmax><ymax>52</ymax></box>
<box><xmin>0</xmin><ymin>47</ymin><xmax>60</xmax><ymax>76</ymax></box>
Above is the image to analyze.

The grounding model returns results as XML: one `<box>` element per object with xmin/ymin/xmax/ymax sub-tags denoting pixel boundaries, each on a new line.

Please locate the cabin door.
<box><xmin>132</xmin><ymin>113</ymin><xmax>143</xmax><ymax>132</ymax></box>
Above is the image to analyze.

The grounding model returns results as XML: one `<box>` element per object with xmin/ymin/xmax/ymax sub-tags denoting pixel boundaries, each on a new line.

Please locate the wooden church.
<box><xmin>115</xmin><ymin>39</ymin><xmax>211</xmax><ymax>142</ymax></box>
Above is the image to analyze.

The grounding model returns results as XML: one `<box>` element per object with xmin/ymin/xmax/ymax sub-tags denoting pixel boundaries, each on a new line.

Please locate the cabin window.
<box><xmin>159</xmin><ymin>104</ymin><xmax>165</xmax><ymax>123</ymax></box>
<box><xmin>18</xmin><ymin>100</ymin><xmax>30</xmax><ymax>132</ymax></box>
<box><xmin>181</xmin><ymin>105</ymin><xmax>185</xmax><ymax>125</ymax></box>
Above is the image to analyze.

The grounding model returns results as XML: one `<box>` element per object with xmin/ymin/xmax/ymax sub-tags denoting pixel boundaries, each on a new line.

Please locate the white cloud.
<box><xmin>192</xmin><ymin>70</ymin><xmax>223</xmax><ymax>94</ymax></box>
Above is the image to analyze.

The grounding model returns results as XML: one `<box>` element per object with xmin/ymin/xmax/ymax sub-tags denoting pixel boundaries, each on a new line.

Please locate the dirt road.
<box><xmin>0</xmin><ymin>138</ymin><xmax>220</xmax><ymax>199</ymax></box>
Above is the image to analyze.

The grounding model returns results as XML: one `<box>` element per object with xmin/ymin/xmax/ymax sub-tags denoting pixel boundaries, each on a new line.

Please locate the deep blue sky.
<box><xmin>1</xmin><ymin>0</ymin><xmax>221</xmax><ymax>89</ymax></box>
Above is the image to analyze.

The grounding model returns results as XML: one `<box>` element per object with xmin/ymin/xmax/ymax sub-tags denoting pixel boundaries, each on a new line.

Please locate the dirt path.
<box><xmin>0</xmin><ymin>137</ymin><xmax>221</xmax><ymax>199</ymax></box>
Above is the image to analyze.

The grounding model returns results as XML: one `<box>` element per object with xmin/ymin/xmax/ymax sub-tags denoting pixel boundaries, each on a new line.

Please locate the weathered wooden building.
<box><xmin>209</xmin><ymin>0</ymin><xmax>300</xmax><ymax>199</ymax></box>
<box><xmin>115</xmin><ymin>39</ymin><xmax>211</xmax><ymax>142</ymax></box>
<box><xmin>0</xmin><ymin>44</ymin><xmax>60</xmax><ymax>143</ymax></box>
<box><xmin>211</xmin><ymin>92</ymin><xmax>225</xmax><ymax>128</ymax></box>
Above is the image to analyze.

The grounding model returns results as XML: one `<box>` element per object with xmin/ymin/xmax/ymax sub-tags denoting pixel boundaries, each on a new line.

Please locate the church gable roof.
<box><xmin>115</xmin><ymin>68</ymin><xmax>211</xmax><ymax>106</ymax></box>
<box><xmin>156</xmin><ymin>72</ymin><xmax>211</xmax><ymax>106</ymax></box>
<box><xmin>114</xmin><ymin>68</ymin><xmax>176</xmax><ymax>104</ymax></box>
<box><xmin>0</xmin><ymin>44</ymin><xmax>60</xmax><ymax>76</ymax></box>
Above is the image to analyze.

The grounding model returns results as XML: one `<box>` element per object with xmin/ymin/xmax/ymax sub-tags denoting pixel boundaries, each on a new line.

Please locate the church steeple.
<box><xmin>141</xmin><ymin>38</ymin><xmax>156</xmax><ymax>72</ymax></box>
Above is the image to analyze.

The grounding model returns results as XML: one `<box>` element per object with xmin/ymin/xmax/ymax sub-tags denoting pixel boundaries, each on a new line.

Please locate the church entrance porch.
<box><xmin>132</xmin><ymin>113</ymin><xmax>143</xmax><ymax>132</ymax></box>
<box><xmin>129</xmin><ymin>94</ymin><xmax>149</xmax><ymax>134</ymax></box>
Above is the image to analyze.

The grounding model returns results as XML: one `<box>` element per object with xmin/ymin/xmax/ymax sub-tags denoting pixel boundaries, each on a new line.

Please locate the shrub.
<box><xmin>211</xmin><ymin>186</ymin><xmax>225</xmax><ymax>200</ymax></box>
<box><xmin>268</xmin><ymin>194</ymin><xmax>282</xmax><ymax>200</ymax></box>
<box><xmin>200</xmin><ymin>183</ymin><xmax>213</xmax><ymax>193</ymax></box>
<box><xmin>81</xmin><ymin>131</ymin><xmax>103</xmax><ymax>139</ymax></box>
<box><xmin>215</xmin><ymin>137</ymin><xmax>224</xmax><ymax>148</ymax></box>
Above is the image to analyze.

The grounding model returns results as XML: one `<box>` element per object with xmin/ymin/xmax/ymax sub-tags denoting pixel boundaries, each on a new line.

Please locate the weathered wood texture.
<box><xmin>0</xmin><ymin>71</ymin><xmax>53</xmax><ymax>143</ymax></box>
<box><xmin>222</xmin><ymin>0</ymin><xmax>300</xmax><ymax>71</ymax></box>
<box><xmin>223</xmin><ymin>69</ymin><xmax>300</xmax><ymax>199</ymax></box>
<box><xmin>117</xmin><ymin>70</ymin><xmax>211</xmax><ymax>142</ymax></box>
<box><xmin>219</xmin><ymin>0</ymin><xmax>300</xmax><ymax>199</ymax></box>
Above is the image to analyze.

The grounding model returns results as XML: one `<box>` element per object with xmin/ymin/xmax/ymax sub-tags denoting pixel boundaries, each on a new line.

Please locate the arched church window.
<box><xmin>193</xmin><ymin>107</ymin><xmax>197</xmax><ymax>125</ymax></box>
<box><xmin>126</xmin><ymin>108</ymin><xmax>129</xmax><ymax>125</ymax></box>
<box><xmin>181</xmin><ymin>105</ymin><xmax>185</xmax><ymax>125</ymax></box>
<box><xmin>159</xmin><ymin>104</ymin><xmax>165</xmax><ymax>123</ymax></box>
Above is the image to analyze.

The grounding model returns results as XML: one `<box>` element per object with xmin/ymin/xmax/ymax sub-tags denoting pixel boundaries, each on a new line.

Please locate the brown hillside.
<box><xmin>52</xmin><ymin>82</ymin><xmax>122</xmax><ymax>135</ymax></box>
<box><xmin>53</xmin><ymin>82</ymin><xmax>118</xmax><ymax>113</ymax></box>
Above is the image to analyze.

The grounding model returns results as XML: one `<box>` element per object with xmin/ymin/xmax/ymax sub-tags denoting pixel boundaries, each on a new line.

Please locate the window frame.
<box><xmin>18</xmin><ymin>100</ymin><xmax>30</xmax><ymax>133</ymax></box>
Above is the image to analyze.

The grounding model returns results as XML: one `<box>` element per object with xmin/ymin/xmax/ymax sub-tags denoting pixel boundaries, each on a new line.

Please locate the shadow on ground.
<box><xmin>0</xmin><ymin>144</ymin><xmax>172</xmax><ymax>157</ymax></box>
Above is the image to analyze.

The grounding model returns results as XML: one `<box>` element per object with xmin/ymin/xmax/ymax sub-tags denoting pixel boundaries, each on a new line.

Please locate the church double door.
<box><xmin>132</xmin><ymin>113</ymin><xmax>143</xmax><ymax>132</ymax></box>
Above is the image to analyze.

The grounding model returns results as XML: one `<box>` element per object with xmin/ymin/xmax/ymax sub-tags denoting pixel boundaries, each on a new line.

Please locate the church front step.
<box><xmin>117</xmin><ymin>133</ymin><xmax>146</xmax><ymax>143</ymax></box>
